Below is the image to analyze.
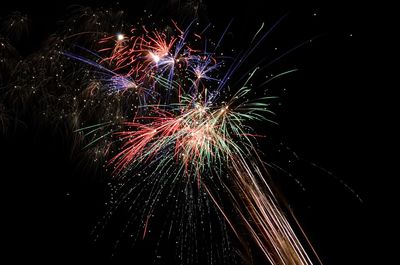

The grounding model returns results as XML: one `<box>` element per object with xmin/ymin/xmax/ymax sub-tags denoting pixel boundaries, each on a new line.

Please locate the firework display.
<box><xmin>71</xmin><ymin>15</ymin><xmax>323</xmax><ymax>264</ymax></box>
<box><xmin>0</xmin><ymin>4</ymin><xmax>348</xmax><ymax>265</ymax></box>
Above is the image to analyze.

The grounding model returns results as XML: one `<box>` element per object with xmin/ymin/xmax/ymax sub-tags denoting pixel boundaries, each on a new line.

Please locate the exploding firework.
<box><xmin>0</xmin><ymin>4</ymin><xmax>328</xmax><ymax>265</ymax></box>
<box><xmin>63</xmin><ymin>16</ymin><xmax>324</xmax><ymax>264</ymax></box>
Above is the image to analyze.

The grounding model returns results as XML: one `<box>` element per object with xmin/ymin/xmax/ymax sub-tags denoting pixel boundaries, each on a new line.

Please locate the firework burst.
<box><xmin>0</xmin><ymin>5</ymin><xmax>322</xmax><ymax>264</ymax></box>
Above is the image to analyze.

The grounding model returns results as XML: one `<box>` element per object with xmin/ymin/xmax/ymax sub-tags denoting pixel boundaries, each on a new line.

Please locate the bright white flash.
<box><xmin>117</xmin><ymin>33</ymin><xmax>125</xmax><ymax>41</ymax></box>
<box><xmin>150</xmin><ymin>52</ymin><xmax>161</xmax><ymax>63</ymax></box>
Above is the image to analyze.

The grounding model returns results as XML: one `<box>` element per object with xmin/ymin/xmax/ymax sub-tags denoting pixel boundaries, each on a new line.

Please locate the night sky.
<box><xmin>1</xmin><ymin>1</ymin><xmax>375</xmax><ymax>264</ymax></box>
